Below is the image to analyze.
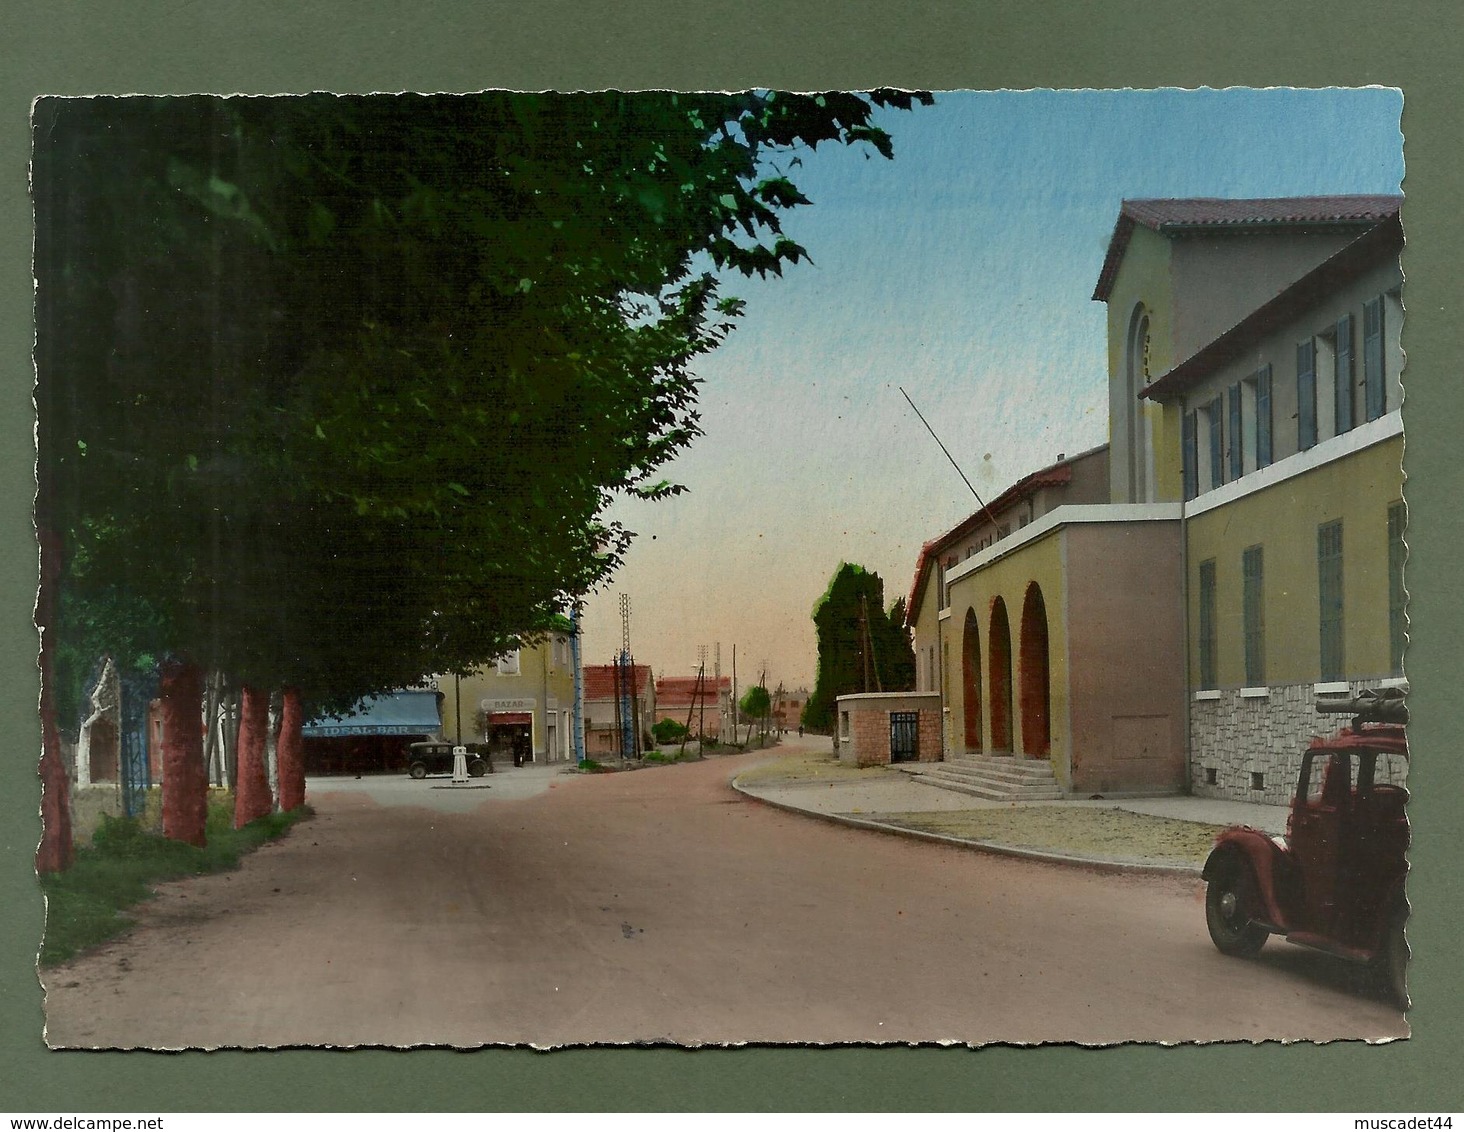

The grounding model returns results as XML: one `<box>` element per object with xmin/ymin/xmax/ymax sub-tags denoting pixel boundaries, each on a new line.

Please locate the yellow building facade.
<box><xmin>909</xmin><ymin>195</ymin><xmax>1403</xmax><ymax>802</ymax></box>
<box><xmin>440</xmin><ymin>626</ymin><xmax>578</xmax><ymax>764</ymax></box>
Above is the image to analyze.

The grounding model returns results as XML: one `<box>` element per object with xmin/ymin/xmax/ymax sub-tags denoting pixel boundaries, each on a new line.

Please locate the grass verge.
<box><xmin>733</xmin><ymin>746</ymin><xmax>900</xmax><ymax>787</ymax></box>
<box><xmin>39</xmin><ymin>794</ymin><xmax>311</xmax><ymax>967</ymax></box>
<box><xmin>870</xmin><ymin>806</ymin><xmax>1222</xmax><ymax>866</ymax></box>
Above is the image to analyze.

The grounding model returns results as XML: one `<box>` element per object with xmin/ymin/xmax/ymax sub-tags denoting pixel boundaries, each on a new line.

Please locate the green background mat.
<box><xmin>3</xmin><ymin>1</ymin><xmax>1460</xmax><ymax>1112</ymax></box>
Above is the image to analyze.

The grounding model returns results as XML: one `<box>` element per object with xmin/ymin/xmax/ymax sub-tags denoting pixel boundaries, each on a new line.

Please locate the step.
<box><xmin>902</xmin><ymin>763</ymin><xmax>1064</xmax><ymax>802</ymax></box>
<box><xmin>903</xmin><ymin>768</ymin><xmax>1063</xmax><ymax>802</ymax></box>
<box><xmin>946</xmin><ymin>755</ymin><xmax>1057</xmax><ymax>778</ymax></box>
<box><xmin>934</xmin><ymin>761</ymin><xmax>1056</xmax><ymax>786</ymax></box>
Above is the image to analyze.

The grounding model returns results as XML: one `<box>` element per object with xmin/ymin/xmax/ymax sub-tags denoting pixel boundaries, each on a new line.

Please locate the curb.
<box><xmin>730</xmin><ymin>778</ymin><xmax>1204</xmax><ymax>878</ymax></box>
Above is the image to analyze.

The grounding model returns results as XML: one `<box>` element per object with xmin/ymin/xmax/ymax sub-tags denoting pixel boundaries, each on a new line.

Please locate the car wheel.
<box><xmin>468</xmin><ymin>758</ymin><xmax>487</xmax><ymax>778</ymax></box>
<box><xmin>1374</xmin><ymin>906</ymin><xmax>1409</xmax><ymax>1010</ymax></box>
<box><xmin>1205</xmin><ymin>858</ymin><xmax>1269</xmax><ymax>957</ymax></box>
<box><xmin>408</xmin><ymin>762</ymin><xmax>428</xmax><ymax>780</ymax></box>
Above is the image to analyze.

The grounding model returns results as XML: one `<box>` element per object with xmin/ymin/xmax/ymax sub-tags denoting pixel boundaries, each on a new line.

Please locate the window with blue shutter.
<box><xmin>1318</xmin><ymin>520</ymin><xmax>1344</xmax><ymax>681</ymax></box>
<box><xmin>1256</xmin><ymin>364</ymin><xmax>1272</xmax><ymax>468</ymax></box>
<box><xmin>1297</xmin><ymin>339</ymin><xmax>1317</xmax><ymax>450</ymax></box>
<box><xmin>1227</xmin><ymin>383</ymin><xmax>1243</xmax><ymax>481</ymax></box>
<box><xmin>1335</xmin><ymin>313</ymin><xmax>1355</xmax><ymax>434</ymax></box>
<box><xmin>1364</xmin><ymin>297</ymin><xmax>1385</xmax><ymax>421</ymax></box>
<box><xmin>1208</xmin><ymin>396</ymin><xmax>1224</xmax><ymax>487</ymax></box>
<box><xmin>1198</xmin><ymin>559</ymin><xmax>1218</xmax><ymax>690</ymax></box>
<box><xmin>1242</xmin><ymin>545</ymin><xmax>1265</xmax><ymax>686</ymax></box>
<box><xmin>1182</xmin><ymin>411</ymin><xmax>1198</xmax><ymax>501</ymax></box>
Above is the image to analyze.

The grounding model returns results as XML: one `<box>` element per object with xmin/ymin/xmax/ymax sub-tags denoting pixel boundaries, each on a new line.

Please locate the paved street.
<box><xmin>41</xmin><ymin>737</ymin><xmax>1406</xmax><ymax>1048</ymax></box>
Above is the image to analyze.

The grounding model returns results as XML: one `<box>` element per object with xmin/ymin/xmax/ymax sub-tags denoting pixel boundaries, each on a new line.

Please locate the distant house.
<box><xmin>906</xmin><ymin>194</ymin><xmax>1404</xmax><ymax>803</ymax></box>
<box><xmin>582</xmin><ymin>663</ymin><xmax>654</xmax><ymax>758</ymax></box>
<box><xmin>654</xmin><ymin>674</ymin><xmax>733</xmax><ymax>740</ymax></box>
<box><xmin>772</xmin><ymin>687</ymin><xmax>809</xmax><ymax>732</ymax></box>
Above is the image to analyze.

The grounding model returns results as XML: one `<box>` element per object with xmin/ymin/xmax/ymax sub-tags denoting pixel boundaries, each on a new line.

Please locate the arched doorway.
<box><xmin>989</xmin><ymin>597</ymin><xmax>1013</xmax><ymax>753</ymax></box>
<box><xmin>1020</xmin><ymin>582</ymin><xmax>1051</xmax><ymax>757</ymax></box>
<box><xmin>961</xmin><ymin>608</ymin><xmax>982</xmax><ymax>753</ymax></box>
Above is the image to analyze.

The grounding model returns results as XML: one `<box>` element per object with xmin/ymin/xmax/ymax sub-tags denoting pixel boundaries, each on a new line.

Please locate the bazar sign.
<box><xmin>481</xmin><ymin>697</ymin><xmax>535</xmax><ymax>712</ymax></box>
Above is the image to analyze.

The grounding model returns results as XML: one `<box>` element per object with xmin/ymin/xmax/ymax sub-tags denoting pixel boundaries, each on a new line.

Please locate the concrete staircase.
<box><xmin>898</xmin><ymin>753</ymin><xmax>1063</xmax><ymax>801</ymax></box>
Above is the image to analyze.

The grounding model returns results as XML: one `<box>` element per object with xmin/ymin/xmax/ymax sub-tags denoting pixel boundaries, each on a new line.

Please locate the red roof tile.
<box><xmin>1093</xmin><ymin>194</ymin><xmax>1401</xmax><ymax>301</ymax></box>
<box><xmin>654</xmin><ymin>675</ymin><xmax>732</xmax><ymax>706</ymax></box>
<box><xmin>905</xmin><ymin>450</ymin><xmax>1096</xmax><ymax>621</ymax></box>
<box><xmin>583</xmin><ymin>663</ymin><xmax>652</xmax><ymax>701</ymax></box>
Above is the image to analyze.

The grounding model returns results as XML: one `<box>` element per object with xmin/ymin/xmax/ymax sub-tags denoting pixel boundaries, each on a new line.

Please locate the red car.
<box><xmin>1202</xmin><ymin>689</ymin><xmax>1409</xmax><ymax>1007</ymax></box>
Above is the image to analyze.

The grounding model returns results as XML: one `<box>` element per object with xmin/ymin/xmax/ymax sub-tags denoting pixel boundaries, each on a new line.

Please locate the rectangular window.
<box><xmin>1335</xmin><ymin>313</ymin><xmax>1356</xmax><ymax>435</ymax></box>
<box><xmin>1388</xmin><ymin>501</ymin><xmax>1407</xmax><ymax>676</ymax></box>
<box><xmin>1242</xmin><ymin>545</ymin><xmax>1265</xmax><ymax>686</ymax></box>
<box><xmin>497</xmin><ymin>650</ymin><xmax>521</xmax><ymax>676</ymax></box>
<box><xmin>1297</xmin><ymin>338</ymin><xmax>1318</xmax><ymax>450</ymax></box>
<box><xmin>937</xmin><ymin>560</ymin><xmax>948</xmax><ymax>611</ymax></box>
<box><xmin>1318</xmin><ymin>520</ymin><xmax>1345</xmax><ymax>681</ymax></box>
<box><xmin>1198</xmin><ymin>558</ymin><xmax>1218</xmax><ymax>690</ymax></box>
<box><xmin>1364</xmin><ymin>296</ymin><xmax>1386</xmax><ymax>421</ymax></box>
<box><xmin>1181</xmin><ymin>410</ymin><xmax>1198</xmax><ymax>501</ymax></box>
<box><xmin>1256</xmin><ymin>364</ymin><xmax>1273</xmax><ymax>468</ymax></box>
<box><xmin>1207</xmin><ymin>395</ymin><xmax>1224</xmax><ymax>488</ymax></box>
<box><xmin>1227</xmin><ymin>383</ymin><xmax>1243</xmax><ymax>481</ymax></box>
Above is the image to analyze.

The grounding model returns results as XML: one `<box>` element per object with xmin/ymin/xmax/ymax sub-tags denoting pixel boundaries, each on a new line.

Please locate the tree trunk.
<box><xmin>276</xmin><ymin>687</ymin><xmax>306</xmax><ymax>812</ymax></box>
<box><xmin>159</xmin><ymin>658</ymin><xmax>209</xmax><ymax>846</ymax></box>
<box><xmin>36</xmin><ymin>526</ymin><xmax>73</xmax><ymax>873</ymax></box>
<box><xmin>233</xmin><ymin>684</ymin><xmax>273</xmax><ymax>827</ymax></box>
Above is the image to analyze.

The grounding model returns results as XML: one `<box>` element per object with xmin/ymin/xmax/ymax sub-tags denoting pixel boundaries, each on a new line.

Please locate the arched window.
<box><xmin>1125</xmin><ymin>305</ymin><xmax>1152</xmax><ymax>503</ymax></box>
<box><xmin>1019</xmin><ymin>583</ymin><xmax>1051</xmax><ymax>757</ymax></box>
<box><xmin>989</xmin><ymin>597</ymin><xmax>1013</xmax><ymax>752</ymax></box>
<box><xmin>962</xmin><ymin>608</ymin><xmax>982</xmax><ymax>753</ymax></box>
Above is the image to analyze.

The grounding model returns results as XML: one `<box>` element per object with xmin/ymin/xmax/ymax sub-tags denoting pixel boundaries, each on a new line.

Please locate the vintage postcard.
<box><xmin>32</xmin><ymin>87</ymin><xmax>1409</xmax><ymax>1049</ymax></box>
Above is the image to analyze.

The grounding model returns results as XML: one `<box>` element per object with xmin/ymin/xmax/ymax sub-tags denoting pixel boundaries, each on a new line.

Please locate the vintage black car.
<box><xmin>406</xmin><ymin>741</ymin><xmax>490</xmax><ymax>779</ymax></box>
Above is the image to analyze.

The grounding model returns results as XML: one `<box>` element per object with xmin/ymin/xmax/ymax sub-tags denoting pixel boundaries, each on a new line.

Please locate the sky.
<box><xmin>579</xmin><ymin>88</ymin><xmax>1405</xmax><ymax>693</ymax></box>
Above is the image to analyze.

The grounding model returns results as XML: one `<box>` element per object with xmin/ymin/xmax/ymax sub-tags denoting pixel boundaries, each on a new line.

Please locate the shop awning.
<box><xmin>488</xmin><ymin>712</ymin><xmax>533</xmax><ymax>726</ymax></box>
<box><xmin>302</xmin><ymin>691</ymin><xmax>442</xmax><ymax>738</ymax></box>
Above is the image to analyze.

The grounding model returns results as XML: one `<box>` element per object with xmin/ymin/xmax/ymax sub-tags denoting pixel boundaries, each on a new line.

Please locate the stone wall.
<box><xmin>1189</xmin><ymin>678</ymin><xmax>1397</xmax><ymax>804</ymax></box>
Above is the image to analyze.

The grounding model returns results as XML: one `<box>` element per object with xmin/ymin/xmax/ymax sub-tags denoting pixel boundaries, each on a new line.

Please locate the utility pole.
<box><xmin>570</xmin><ymin>604</ymin><xmax>586</xmax><ymax>764</ymax></box>
<box><xmin>696</xmin><ymin>645</ymin><xmax>708</xmax><ymax>745</ymax></box>
<box><xmin>732</xmin><ymin>644</ymin><xmax>738</xmax><ymax>748</ymax></box>
<box><xmin>714</xmin><ymin>642</ymin><xmax>723</xmax><ymax>740</ymax></box>
<box><xmin>619</xmin><ymin>594</ymin><xmax>638</xmax><ymax>759</ymax></box>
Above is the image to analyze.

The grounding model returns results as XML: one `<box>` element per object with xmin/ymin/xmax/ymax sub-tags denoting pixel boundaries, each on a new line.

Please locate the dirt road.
<box><xmin>40</xmin><ymin>740</ymin><xmax>1406</xmax><ymax>1048</ymax></box>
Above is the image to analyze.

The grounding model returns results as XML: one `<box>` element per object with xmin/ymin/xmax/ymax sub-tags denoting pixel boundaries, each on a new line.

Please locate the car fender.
<box><xmin>1203</xmin><ymin>827</ymin><xmax>1290</xmax><ymax>931</ymax></box>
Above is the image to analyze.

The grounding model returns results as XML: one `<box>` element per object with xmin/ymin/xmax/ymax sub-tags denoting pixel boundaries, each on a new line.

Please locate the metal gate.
<box><xmin>119</xmin><ymin>669</ymin><xmax>158</xmax><ymax>818</ymax></box>
<box><xmin>890</xmin><ymin>711</ymin><xmax>919</xmax><ymax>763</ymax></box>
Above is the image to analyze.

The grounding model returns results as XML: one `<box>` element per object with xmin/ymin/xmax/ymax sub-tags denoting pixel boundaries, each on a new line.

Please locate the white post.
<box><xmin>451</xmin><ymin>744</ymin><xmax>470</xmax><ymax>784</ymax></box>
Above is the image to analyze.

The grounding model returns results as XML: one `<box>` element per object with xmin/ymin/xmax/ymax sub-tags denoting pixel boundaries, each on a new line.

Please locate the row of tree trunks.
<box><xmin>160</xmin><ymin>665</ymin><xmax>309</xmax><ymax>847</ymax></box>
<box><xmin>233</xmin><ymin>685</ymin><xmax>273</xmax><ymax>828</ymax></box>
<box><xmin>277</xmin><ymin>688</ymin><xmax>306</xmax><ymax>813</ymax></box>
<box><xmin>159</xmin><ymin>660</ymin><xmax>209</xmax><ymax>846</ymax></box>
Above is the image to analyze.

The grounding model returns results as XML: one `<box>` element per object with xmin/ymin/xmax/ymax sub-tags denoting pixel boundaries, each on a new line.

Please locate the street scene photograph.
<box><xmin>31</xmin><ymin>87</ymin><xmax>1409</xmax><ymax>1049</ymax></box>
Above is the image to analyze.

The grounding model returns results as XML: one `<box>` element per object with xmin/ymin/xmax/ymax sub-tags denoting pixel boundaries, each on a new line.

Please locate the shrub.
<box><xmin>652</xmin><ymin>718</ymin><xmax>689</xmax><ymax>744</ymax></box>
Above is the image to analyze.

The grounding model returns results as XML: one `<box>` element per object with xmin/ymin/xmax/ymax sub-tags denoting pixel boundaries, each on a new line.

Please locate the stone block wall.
<box><xmin>1189</xmin><ymin>678</ymin><xmax>1397</xmax><ymax>804</ymax></box>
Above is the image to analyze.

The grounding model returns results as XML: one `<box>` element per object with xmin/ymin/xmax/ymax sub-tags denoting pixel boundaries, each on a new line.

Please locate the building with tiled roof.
<box><xmin>653</xmin><ymin>674</ymin><xmax>733</xmax><ymax>740</ymax></box>
<box><xmin>582</xmin><ymin>662</ymin><xmax>654</xmax><ymax>758</ymax></box>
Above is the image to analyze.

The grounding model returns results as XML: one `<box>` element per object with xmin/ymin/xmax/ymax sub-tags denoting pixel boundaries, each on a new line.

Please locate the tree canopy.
<box><xmin>34</xmin><ymin>91</ymin><xmax>931</xmax><ymax>719</ymax></box>
<box><xmin>802</xmin><ymin>563</ymin><xmax>917</xmax><ymax>731</ymax></box>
